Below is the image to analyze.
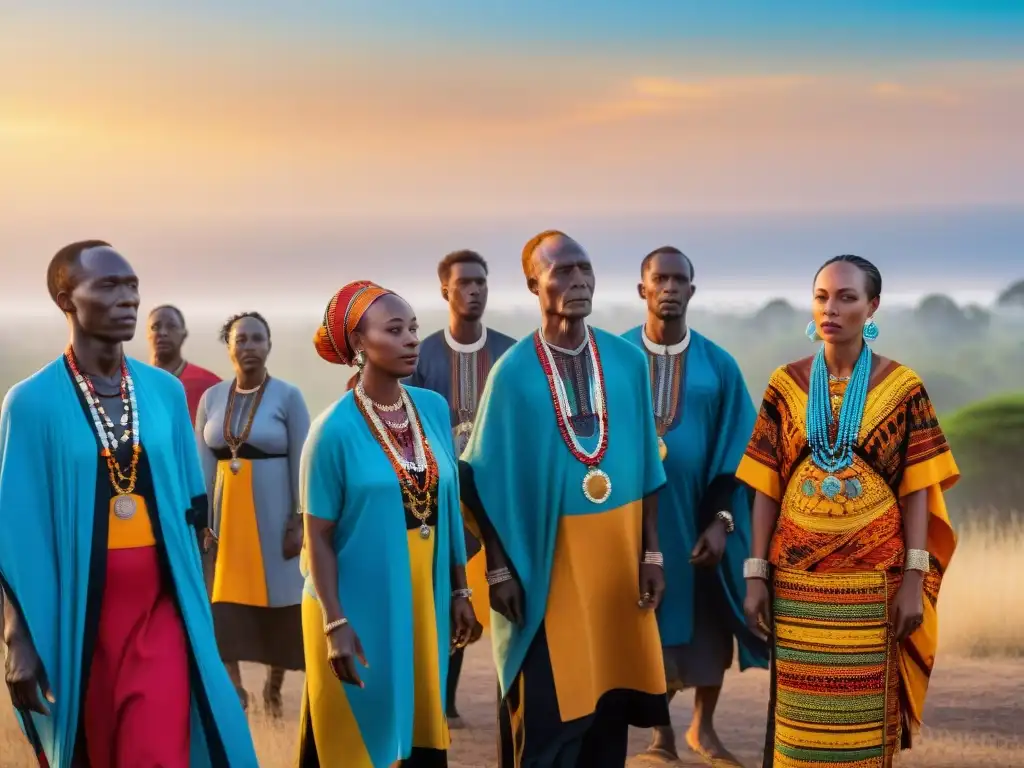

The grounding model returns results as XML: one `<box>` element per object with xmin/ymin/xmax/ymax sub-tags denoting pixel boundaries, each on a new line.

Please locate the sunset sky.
<box><xmin>2</xmin><ymin>2</ymin><xmax>1022</xmax><ymax>307</ymax></box>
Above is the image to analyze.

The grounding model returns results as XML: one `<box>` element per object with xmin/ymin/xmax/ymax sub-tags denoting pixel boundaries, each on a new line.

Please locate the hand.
<box><xmin>200</xmin><ymin>527</ymin><xmax>218</xmax><ymax>554</ymax></box>
<box><xmin>326</xmin><ymin>623</ymin><xmax>368</xmax><ymax>688</ymax></box>
<box><xmin>5</xmin><ymin>637</ymin><xmax>55</xmax><ymax>716</ymax></box>
<box><xmin>690</xmin><ymin>519</ymin><xmax>727</xmax><ymax>568</ymax></box>
<box><xmin>490</xmin><ymin>578</ymin><xmax>525</xmax><ymax>625</ymax></box>
<box><xmin>891</xmin><ymin>575</ymin><xmax>925</xmax><ymax>643</ymax></box>
<box><xmin>638</xmin><ymin>562</ymin><xmax>665</xmax><ymax>611</ymax></box>
<box><xmin>451</xmin><ymin>597</ymin><xmax>479</xmax><ymax>649</ymax></box>
<box><xmin>743</xmin><ymin>578</ymin><xmax>771</xmax><ymax>641</ymax></box>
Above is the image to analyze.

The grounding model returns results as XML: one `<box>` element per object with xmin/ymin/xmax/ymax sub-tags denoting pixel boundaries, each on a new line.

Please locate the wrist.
<box><xmin>712</xmin><ymin>510</ymin><xmax>734</xmax><ymax>534</ymax></box>
<box><xmin>452</xmin><ymin>587</ymin><xmax>473</xmax><ymax>601</ymax></box>
<box><xmin>743</xmin><ymin>557</ymin><xmax>770</xmax><ymax>581</ymax></box>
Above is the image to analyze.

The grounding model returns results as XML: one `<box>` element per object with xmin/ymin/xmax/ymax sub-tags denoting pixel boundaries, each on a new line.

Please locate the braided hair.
<box><xmin>815</xmin><ymin>255</ymin><xmax>882</xmax><ymax>300</ymax></box>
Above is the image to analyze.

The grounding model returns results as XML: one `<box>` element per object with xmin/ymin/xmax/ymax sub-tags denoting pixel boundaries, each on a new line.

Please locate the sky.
<box><xmin>1</xmin><ymin>2</ymin><xmax>1022</xmax><ymax>306</ymax></box>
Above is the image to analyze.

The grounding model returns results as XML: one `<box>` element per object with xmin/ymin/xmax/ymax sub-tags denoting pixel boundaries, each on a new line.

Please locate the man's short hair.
<box><xmin>46</xmin><ymin>240</ymin><xmax>112</xmax><ymax>304</ymax></box>
<box><xmin>641</xmin><ymin>246</ymin><xmax>694</xmax><ymax>280</ymax></box>
<box><xmin>521</xmin><ymin>230</ymin><xmax>569</xmax><ymax>278</ymax></box>
<box><xmin>438</xmin><ymin>250</ymin><xmax>488</xmax><ymax>284</ymax></box>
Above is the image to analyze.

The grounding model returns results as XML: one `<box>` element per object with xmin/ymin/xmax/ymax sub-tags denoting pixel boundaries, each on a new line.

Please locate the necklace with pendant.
<box><xmin>534</xmin><ymin>327</ymin><xmax>612</xmax><ymax>505</ymax></box>
<box><xmin>223</xmin><ymin>375</ymin><xmax>270</xmax><ymax>474</ymax></box>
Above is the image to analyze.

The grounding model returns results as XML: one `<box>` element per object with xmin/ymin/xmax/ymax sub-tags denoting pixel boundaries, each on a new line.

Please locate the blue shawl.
<box><xmin>460</xmin><ymin>328</ymin><xmax>666</xmax><ymax>694</ymax></box>
<box><xmin>300</xmin><ymin>385</ymin><xmax>467</xmax><ymax>767</ymax></box>
<box><xmin>0</xmin><ymin>357</ymin><xmax>257</xmax><ymax>766</ymax></box>
<box><xmin>623</xmin><ymin>327</ymin><xmax>768</xmax><ymax>670</ymax></box>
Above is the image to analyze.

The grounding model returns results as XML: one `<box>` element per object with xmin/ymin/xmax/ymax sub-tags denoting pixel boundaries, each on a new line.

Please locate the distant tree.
<box><xmin>914</xmin><ymin>294</ymin><xmax>989</xmax><ymax>337</ymax></box>
<box><xmin>751</xmin><ymin>298</ymin><xmax>798</xmax><ymax>332</ymax></box>
<box><xmin>996</xmin><ymin>279</ymin><xmax>1024</xmax><ymax>308</ymax></box>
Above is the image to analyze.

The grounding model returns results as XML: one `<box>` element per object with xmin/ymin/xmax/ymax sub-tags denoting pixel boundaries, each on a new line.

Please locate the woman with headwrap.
<box><xmin>297</xmin><ymin>281</ymin><xmax>478</xmax><ymax>767</ymax></box>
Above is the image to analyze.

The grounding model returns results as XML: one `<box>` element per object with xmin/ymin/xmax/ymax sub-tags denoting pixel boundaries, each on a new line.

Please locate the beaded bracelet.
<box><xmin>904</xmin><ymin>549</ymin><xmax>931</xmax><ymax>573</ymax></box>
<box><xmin>642</xmin><ymin>551</ymin><xmax>664</xmax><ymax>567</ymax></box>
<box><xmin>452</xmin><ymin>588</ymin><xmax>473</xmax><ymax>600</ymax></box>
<box><xmin>743</xmin><ymin>558</ymin><xmax>770</xmax><ymax>580</ymax></box>
<box><xmin>715</xmin><ymin>510</ymin><xmax>735</xmax><ymax>534</ymax></box>
<box><xmin>324</xmin><ymin>617</ymin><xmax>349</xmax><ymax>635</ymax></box>
<box><xmin>486</xmin><ymin>567</ymin><xmax>512</xmax><ymax>586</ymax></box>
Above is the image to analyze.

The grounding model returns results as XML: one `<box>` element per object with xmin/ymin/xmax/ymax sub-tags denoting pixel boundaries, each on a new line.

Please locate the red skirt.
<box><xmin>83</xmin><ymin>545</ymin><xmax>191</xmax><ymax>767</ymax></box>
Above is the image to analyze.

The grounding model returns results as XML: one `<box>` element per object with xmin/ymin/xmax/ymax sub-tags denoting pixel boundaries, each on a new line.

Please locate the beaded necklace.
<box><xmin>355</xmin><ymin>382</ymin><xmax>439</xmax><ymax>538</ymax></box>
<box><xmin>223</xmin><ymin>375</ymin><xmax>270</xmax><ymax>474</ymax></box>
<box><xmin>805</xmin><ymin>342</ymin><xmax>872</xmax><ymax>499</ymax></box>
<box><xmin>534</xmin><ymin>326</ymin><xmax>612</xmax><ymax>504</ymax></box>
<box><xmin>65</xmin><ymin>347</ymin><xmax>142</xmax><ymax>520</ymax></box>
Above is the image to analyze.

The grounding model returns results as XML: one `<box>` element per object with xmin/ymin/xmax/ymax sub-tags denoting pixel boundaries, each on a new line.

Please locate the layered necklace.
<box><xmin>355</xmin><ymin>380</ymin><xmax>439</xmax><ymax>539</ymax></box>
<box><xmin>642</xmin><ymin>325</ymin><xmax>690</xmax><ymax>460</ymax></box>
<box><xmin>534</xmin><ymin>326</ymin><xmax>611</xmax><ymax>504</ymax></box>
<box><xmin>805</xmin><ymin>342</ymin><xmax>872</xmax><ymax>499</ymax></box>
<box><xmin>65</xmin><ymin>347</ymin><xmax>141</xmax><ymax>520</ymax></box>
<box><xmin>223</xmin><ymin>375</ymin><xmax>270</xmax><ymax>474</ymax></box>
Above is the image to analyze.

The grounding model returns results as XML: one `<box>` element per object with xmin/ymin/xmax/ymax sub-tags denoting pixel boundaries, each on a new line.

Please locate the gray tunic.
<box><xmin>195</xmin><ymin>376</ymin><xmax>310</xmax><ymax>668</ymax></box>
<box><xmin>196</xmin><ymin>377</ymin><xmax>309</xmax><ymax>607</ymax></box>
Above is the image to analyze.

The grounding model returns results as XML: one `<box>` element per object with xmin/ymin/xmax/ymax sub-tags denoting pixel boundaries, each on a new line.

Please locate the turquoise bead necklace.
<box><xmin>805</xmin><ymin>341</ymin><xmax>872</xmax><ymax>499</ymax></box>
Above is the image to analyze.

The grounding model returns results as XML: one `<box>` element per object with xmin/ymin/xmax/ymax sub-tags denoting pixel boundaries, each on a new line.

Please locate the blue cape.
<box><xmin>460</xmin><ymin>328</ymin><xmax>666</xmax><ymax>694</ymax></box>
<box><xmin>300</xmin><ymin>385</ymin><xmax>467</xmax><ymax>766</ymax></box>
<box><xmin>623</xmin><ymin>327</ymin><xmax>768</xmax><ymax>670</ymax></box>
<box><xmin>0</xmin><ymin>357</ymin><xmax>257</xmax><ymax>766</ymax></box>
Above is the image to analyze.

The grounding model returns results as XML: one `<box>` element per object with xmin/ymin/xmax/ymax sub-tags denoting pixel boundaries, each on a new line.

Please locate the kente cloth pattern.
<box><xmin>736</xmin><ymin>356</ymin><xmax>959</xmax><ymax>763</ymax></box>
<box><xmin>771</xmin><ymin>567</ymin><xmax>901</xmax><ymax>768</ymax></box>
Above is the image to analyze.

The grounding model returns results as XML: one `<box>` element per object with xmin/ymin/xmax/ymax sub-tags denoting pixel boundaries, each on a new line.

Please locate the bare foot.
<box><xmin>643</xmin><ymin>725</ymin><xmax>681</xmax><ymax>763</ymax></box>
<box><xmin>685</xmin><ymin>726</ymin><xmax>743</xmax><ymax>767</ymax></box>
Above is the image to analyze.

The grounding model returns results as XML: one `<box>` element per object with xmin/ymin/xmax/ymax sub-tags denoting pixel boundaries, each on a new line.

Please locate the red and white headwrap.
<box><xmin>313</xmin><ymin>280</ymin><xmax>393</xmax><ymax>366</ymax></box>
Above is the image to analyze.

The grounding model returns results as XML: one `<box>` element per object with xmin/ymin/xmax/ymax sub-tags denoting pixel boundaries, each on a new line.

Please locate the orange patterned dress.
<box><xmin>736</xmin><ymin>356</ymin><xmax>959</xmax><ymax>768</ymax></box>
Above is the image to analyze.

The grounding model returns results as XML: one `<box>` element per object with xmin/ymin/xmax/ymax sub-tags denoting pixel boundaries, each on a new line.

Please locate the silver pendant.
<box><xmin>419</xmin><ymin>524</ymin><xmax>431</xmax><ymax>540</ymax></box>
<box><xmin>114</xmin><ymin>495</ymin><xmax>137</xmax><ymax>520</ymax></box>
<box><xmin>229</xmin><ymin>458</ymin><xmax>241</xmax><ymax>475</ymax></box>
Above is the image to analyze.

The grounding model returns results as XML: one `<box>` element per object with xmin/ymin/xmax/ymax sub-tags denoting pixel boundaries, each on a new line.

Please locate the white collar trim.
<box><xmin>444</xmin><ymin>325</ymin><xmax>487</xmax><ymax>354</ymax></box>
<box><xmin>642</xmin><ymin>325</ymin><xmax>690</xmax><ymax>356</ymax></box>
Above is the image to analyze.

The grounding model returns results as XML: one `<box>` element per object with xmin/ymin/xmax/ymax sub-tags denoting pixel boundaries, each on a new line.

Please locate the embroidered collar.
<box><xmin>445</xmin><ymin>325</ymin><xmax>487</xmax><ymax>354</ymax></box>
<box><xmin>642</xmin><ymin>325</ymin><xmax>690</xmax><ymax>356</ymax></box>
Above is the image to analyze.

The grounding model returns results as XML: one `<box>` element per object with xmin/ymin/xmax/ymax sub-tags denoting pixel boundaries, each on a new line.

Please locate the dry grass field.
<box><xmin>2</xmin><ymin>519</ymin><xmax>1022</xmax><ymax>767</ymax></box>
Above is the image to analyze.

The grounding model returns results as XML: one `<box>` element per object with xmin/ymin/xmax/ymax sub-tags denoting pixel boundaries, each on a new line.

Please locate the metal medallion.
<box><xmin>419</xmin><ymin>524</ymin><xmax>432</xmax><ymax>540</ymax></box>
<box><xmin>582</xmin><ymin>468</ymin><xmax>612</xmax><ymax>504</ymax></box>
<box><xmin>229</xmin><ymin>458</ymin><xmax>242</xmax><ymax>475</ymax></box>
<box><xmin>113</xmin><ymin>494</ymin><xmax>137</xmax><ymax>520</ymax></box>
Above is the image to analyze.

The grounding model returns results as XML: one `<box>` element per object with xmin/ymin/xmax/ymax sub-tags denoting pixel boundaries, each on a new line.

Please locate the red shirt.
<box><xmin>178</xmin><ymin>362</ymin><xmax>221</xmax><ymax>424</ymax></box>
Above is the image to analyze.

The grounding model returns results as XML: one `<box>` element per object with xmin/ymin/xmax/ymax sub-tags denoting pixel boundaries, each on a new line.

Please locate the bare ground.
<box><xmin>7</xmin><ymin>642</ymin><xmax>1020</xmax><ymax>767</ymax></box>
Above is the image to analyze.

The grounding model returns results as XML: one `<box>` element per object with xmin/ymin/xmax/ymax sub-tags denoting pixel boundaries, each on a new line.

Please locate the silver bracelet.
<box><xmin>904</xmin><ymin>549</ymin><xmax>931</xmax><ymax>573</ymax></box>
<box><xmin>323</xmin><ymin>617</ymin><xmax>349</xmax><ymax>635</ymax></box>
<box><xmin>743</xmin><ymin>557</ymin><xmax>770</xmax><ymax>581</ymax></box>
<box><xmin>486</xmin><ymin>567</ymin><xmax>512</xmax><ymax>586</ymax></box>
<box><xmin>642</xmin><ymin>551</ymin><xmax>664</xmax><ymax>567</ymax></box>
<box><xmin>452</xmin><ymin>587</ymin><xmax>473</xmax><ymax>600</ymax></box>
<box><xmin>716</xmin><ymin>510</ymin><xmax>735</xmax><ymax>534</ymax></box>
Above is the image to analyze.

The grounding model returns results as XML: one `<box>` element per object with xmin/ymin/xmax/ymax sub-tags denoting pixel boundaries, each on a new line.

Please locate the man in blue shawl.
<box><xmin>623</xmin><ymin>246</ymin><xmax>769</xmax><ymax>765</ymax></box>
<box><xmin>0</xmin><ymin>241</ymin><xmax>256</xmax><ymax>766</ymax></box>
<box><xmin>460</xmin><ymin>230</ymin><xmax>670</xmax><ymax>767</ymax></box>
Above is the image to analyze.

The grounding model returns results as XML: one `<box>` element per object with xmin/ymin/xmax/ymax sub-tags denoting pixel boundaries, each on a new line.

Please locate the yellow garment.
<box><xmin>544</xmin><ymin>500</ymin><xmax>666</xmax><ymax>722</ymax></box>
<box><xmin>107</xmin><ymin>494</ymin><xmax>156</xmax><ymax>549</ymax></box>
<box><xmin>211</xmin><ymin>458</ymin><xmax>268</xmax><ymax>606</ymax></box>
<box><xmin>301</xmin><ymin>526</ymin><xmax>448</xmax><ymax>766</ymax></box>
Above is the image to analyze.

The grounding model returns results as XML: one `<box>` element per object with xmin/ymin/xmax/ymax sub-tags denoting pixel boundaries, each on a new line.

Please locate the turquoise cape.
<box><xmin>459</xmin><ymin>328</ymin><xmax>667</xmax><ymax>695</ymax></box>
<box><xmin>300</xmin><ymin>385</ymin><xmax>467</xmax><ymax>766</ymax></box>
<box><xmin>0</xmin><ymin>357</ymin><xmax>257</xmax><ymax>766</ymax></box>
<box><xmin>623</xmin><ymin>326</ymin><xmax>768</xmax><ymax>670</ymax></box>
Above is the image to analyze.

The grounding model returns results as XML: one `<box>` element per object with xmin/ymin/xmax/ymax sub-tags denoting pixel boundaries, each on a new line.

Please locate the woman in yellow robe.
<box><xmin>738</xmin><ymin>255</ymin><xmax>959</xmax><ymax>768</ymax></box>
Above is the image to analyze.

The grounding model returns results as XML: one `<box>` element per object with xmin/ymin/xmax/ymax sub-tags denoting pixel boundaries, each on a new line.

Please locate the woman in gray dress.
<box><xmin>195</xmin><ymin>311</ymin><xmax>310</xmax><ymax>716</ymax></box>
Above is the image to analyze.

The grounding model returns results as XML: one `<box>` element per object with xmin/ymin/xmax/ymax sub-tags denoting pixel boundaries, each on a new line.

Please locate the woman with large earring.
<box><xmin>195</xmin><ymin>311</ymin><xmax>310</xmax><ymax>716</ymax></box>
<box><xmin>738</xmin><ymin>255</ymin><xmax>960</xmax><ymax>767</ymax></box>
<box><xmin>297</xmin><ymin>281</ymin><xmax>477</xmax><ymax>767</ymax></box>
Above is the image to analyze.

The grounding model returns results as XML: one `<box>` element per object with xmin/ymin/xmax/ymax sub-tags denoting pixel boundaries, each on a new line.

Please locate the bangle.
<box><xmin>324</xmin><ymin>617</ymin><xmax>349</xmax><ymax>635</ymax></box>
<box><xmin>642</xmin><ymin>551</ymin><xmax>664</xmax><ymax>567</ymax></box>
<box><xmin>715</xmin><ymin>510</ymin><xmax>735</xmax><ymax>534</ymax></box>
<box><xmin>486</xmin><ymin>567</ymin><xmax>512</xmax><ymax>586</ymax></box>
<box><xmin>452</xmin><ymin>588</ymin><xmax>473</xmax><ymax>600</ymax></box>
<box><xmin>904</xmin><ymin>549</ymin><xmax>930</xmax><ymax>573</ymax></box>
<box><xmin>743</xmin><ymin>558</ymin><xmax>770</xmax><ymax>581</ymax></box>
